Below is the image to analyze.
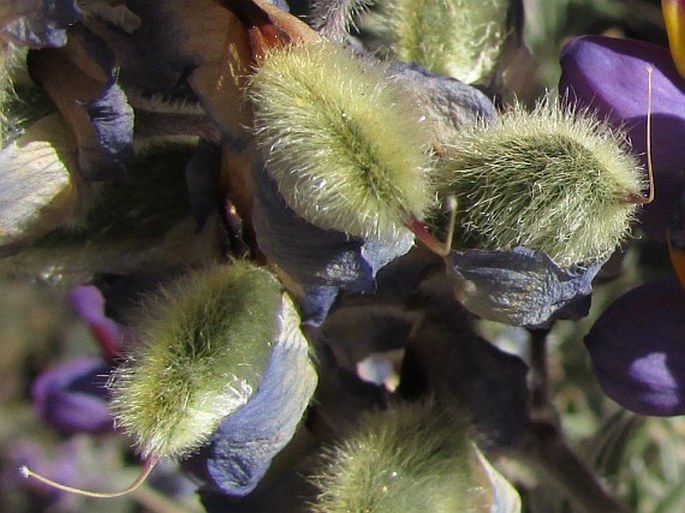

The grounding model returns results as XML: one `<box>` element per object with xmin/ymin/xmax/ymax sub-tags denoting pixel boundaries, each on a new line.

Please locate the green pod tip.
<box><xmin>249</xmin><ymin>42</ymin><xmax>435</xmax><ymax>242</ymax></box>
<box><xmin>109</xmin><ymin>262</ymin><xmax>286</xmax><ymax>460</ymax></box>
<box><xmin>438</xmin><ymin>97</ymin><xmax>646</xmax><ymax>266</ymax></box>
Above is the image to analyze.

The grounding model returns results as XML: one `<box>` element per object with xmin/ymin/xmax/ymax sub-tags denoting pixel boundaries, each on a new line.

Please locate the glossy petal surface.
<box><xmin>560</xmin><ymin>35</ymin><xmax>685</xmax><ymax>239</ymax></box>
<box><xmin>585</xmin><ymin>279</ymin><xmax>685</xmax><ymax>415</ymax></box>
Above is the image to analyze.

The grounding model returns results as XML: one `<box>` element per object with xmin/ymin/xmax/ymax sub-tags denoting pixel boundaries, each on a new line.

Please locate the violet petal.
<box><xmin>559</xmin><ymin>35</ymin><xmax>685</xmax><ymax>239</ymax></box>
<box><xmin>585</xmin><ymin>278</ymin><xmax>685</xmax><ymax>416</ymax></box>
<box><xmin>0</xmin><ymin>0</ymin><xmax>81</xmax><ymax>48</ymax></box>
<box><xmin>253</xmin><ymin>165</ymin><xmax>413</xmax><ymax>323</ymax></box>
<box><xmin>203</xmin><ymin>308</ymin><xmax>317</xmax><ymax>496</ymax></box>
<box><xmin>69</xmin><ymin>285</ymin><xmax>123</xmax><ymax>356</ymax></box>
<box><xmin>450</xmin><ymin>246</ymin><xmax>602</xmax><ymax>328</ymax></box>
<box><xmin>31</xmin><ymin>357</ymin><xmax>113</xmax><ymax>435</ymax></box>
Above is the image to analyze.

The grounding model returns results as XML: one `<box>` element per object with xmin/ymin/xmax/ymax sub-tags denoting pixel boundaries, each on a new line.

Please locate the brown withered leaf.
<box><xmin>225</xmin><ymin>0</ymin><xmax>321</xmax><ymax>59</ymax></box>
<box><xmin>28</xmin><ymin>27</ymin><xmax>134</xmax><ymax>181</ymax></box>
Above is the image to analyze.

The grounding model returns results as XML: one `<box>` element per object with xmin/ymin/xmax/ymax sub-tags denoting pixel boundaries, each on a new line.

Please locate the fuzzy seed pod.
<box><xmin>249</xmin><ymin>42</ymin><xmax>435</xmax><ymax>242</ymax></box>
<box><xmin>309</xmin><ymin>399</ymin><xmax>521</xmax><ymax>513</ymax></box>
<box><xmin>361</xmin><ymin>0</ymin><xmax>509</xmax><ymax>84</ymax></box>
<box><xmin>109</xmin><ymin>262</ymin><xmax>287</xmax><ymax>460</ymax></box>
<box><xmin>438</xmin><ymin>98</ymin><xmax>646</xmax><ymax>266</ymax></box>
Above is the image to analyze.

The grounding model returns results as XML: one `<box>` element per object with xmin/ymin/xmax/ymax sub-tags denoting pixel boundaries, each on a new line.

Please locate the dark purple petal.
<box><xmin>559</xmin><ymin>35</ymin><xmax>685</xmax><ymax>239</ymax></box>
<box><xmin>31</xmin><ymin>357</ymin><xmax>113</xmax><ymax>435</ymax></box>
<box><xmin>299</xmin><ymin>285</ymin><xmax>340</xmax><ymax>327</ymax></box>
<box><xmin>253</xmin><ymin>165</ymin><xmax>413</xmax><ymax>320</ymax></box>
<box><xmin>0</xmin><ymin>0</ymin><xmax>81</xmax><ymax>48</ymax></box>
<box><xmin>585</xmin><ymin>278</ymin><xmax>685</xmax><ymax>415</ymax></box>
<box><xmin>201</xmin><ymin>313</ymin><xmax>317</xmax><ymax>496</ymax></box>
<box><xmin>82</xmin><ymin>82</ymin><xmax>135</xmax><ymax>180</ymax></box>
<box><xmin>450</xmin><ymin>246</ymin><xmax>602</xmax><ymax>328</ymax></box>
<box><xmin>403</xmin><ymin>307</ymin><xmax>529</xmax><ymax>448</ymax></box>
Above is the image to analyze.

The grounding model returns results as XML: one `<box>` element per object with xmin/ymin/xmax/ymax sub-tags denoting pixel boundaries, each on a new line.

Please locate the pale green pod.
<box><xmin>109</xmin><ymin>262</ymin><xmax>288</xmax><ymax>460</ymax></box>
<box><xmin>361</xmin><ymin>0</ymin><xmax>510</xmax><ymax>84</ymax></box>
<box><xmin>438</xmin><ymin>97</ymin><xmax>645</xmax><ymax>266</ymax></box>
<box><xmin>249</xmin><ymin>42</ymin><xmax>435</xmax><ymax>242</ymax></box>
<box><xmin>309</xmin><ymin>399</ymin><xmax>521</xmax><ymax>513</ymax></box>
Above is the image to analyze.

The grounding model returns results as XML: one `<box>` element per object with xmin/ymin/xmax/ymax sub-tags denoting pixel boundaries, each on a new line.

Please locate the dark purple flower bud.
<box><xmin>69</xmin><ymin>285</ymin><xmax>123</xmax><ymax>358</ymax></box>
<box><xmin>31</xmin><ymin>357</ymin><xmax>113</xmax><ymax>435</ymax></box>
<box><xmin>403</xmin><ymin>308</ymin><xmax>529</xmax><ymax>448</ymax></box>
<box><xmin>585</xmin><ymin>279</ymin><xmax>685</xmax><ymax>415</ymax></box>
<box><xmin>559</xmin><ymin>35</ymin><xmax>685</xmax><ymax>239</ymax></box>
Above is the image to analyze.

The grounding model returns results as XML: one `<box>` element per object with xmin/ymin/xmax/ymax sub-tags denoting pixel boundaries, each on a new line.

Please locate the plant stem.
<box><xmin>516</xmin><ymin>419</ymin><xmax>631</xmax><ymax>513</ymax></box>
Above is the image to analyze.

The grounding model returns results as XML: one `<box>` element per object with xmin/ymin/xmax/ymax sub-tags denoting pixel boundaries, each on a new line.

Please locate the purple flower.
<box><xmin>559</xmin><ymin>35</ymin><xmax>685</xmax><ymax>240</ymax></box>
<box><xmin>31</xmin><ymin>356</ymin><xmax>113</xmax><ymax>435</ymax></box>
<box><xmin>561</xmin><ymin>33</ymin><xmax>685</xmax><ymax>417</ymax></box>
<box><xmin>68</xmin><ymin>285</ymin><xmax>124</xmax><ymax>359</ymax></box>
<box><xmin>585</xmin><ymin>279</ymin><xmax>685</xmax><ymax>415</ymax></box>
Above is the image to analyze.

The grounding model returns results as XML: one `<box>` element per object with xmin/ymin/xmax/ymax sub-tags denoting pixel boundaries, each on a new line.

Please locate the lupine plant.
<box><xmin>1</xmin><ymin>1</ymin><xmax>685</xmax><ymax>513</ymax></box>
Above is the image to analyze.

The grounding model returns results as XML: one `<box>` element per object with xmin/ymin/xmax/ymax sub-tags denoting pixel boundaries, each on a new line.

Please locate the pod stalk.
<box><xmin>20</xmin><ymin>455</ymin><xmax>160</xmax><ymax>499</ymax></box>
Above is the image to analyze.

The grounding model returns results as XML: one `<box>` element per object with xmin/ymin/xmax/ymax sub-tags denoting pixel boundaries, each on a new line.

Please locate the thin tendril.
<box><xmin>20</xmin><ymin>455</ymin><xmax>160</xmax><ymax>499</ymax></box>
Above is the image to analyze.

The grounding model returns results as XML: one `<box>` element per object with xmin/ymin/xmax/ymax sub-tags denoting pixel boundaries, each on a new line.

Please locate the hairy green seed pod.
<box><xmin>361</xmin><ymin>0</ymin><xmax>509</xmax><ymax>84</ymax></box>
<box><xmin>249</xmin><ymin>42</ymin><xmax>435</xmax><ymax>242</ymax></box>
<box><xmin>309</xmin><ymin>399</ymin><xmax>520</xmax><ymax>513</ymax></box>
<box><xmin>109</xmin><ymin>262</ymin><xmax>289</xmax><ymax>460</ymax></box>
<box><xmin>439</xmin><ymin>98</ymin><xmax>645</xmax><ymax>266</ymax></box>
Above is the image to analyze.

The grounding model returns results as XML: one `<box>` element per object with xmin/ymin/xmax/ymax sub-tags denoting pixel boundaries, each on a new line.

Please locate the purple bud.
<box><xmin>32</xmin><ymin>357</ymin><xmax>113</xmax><ymax>435</ymax></box>
<box><xmin>585</xmin><ymin>279</ymin><xmax>685</xmax><ymax>415</ymax></box>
